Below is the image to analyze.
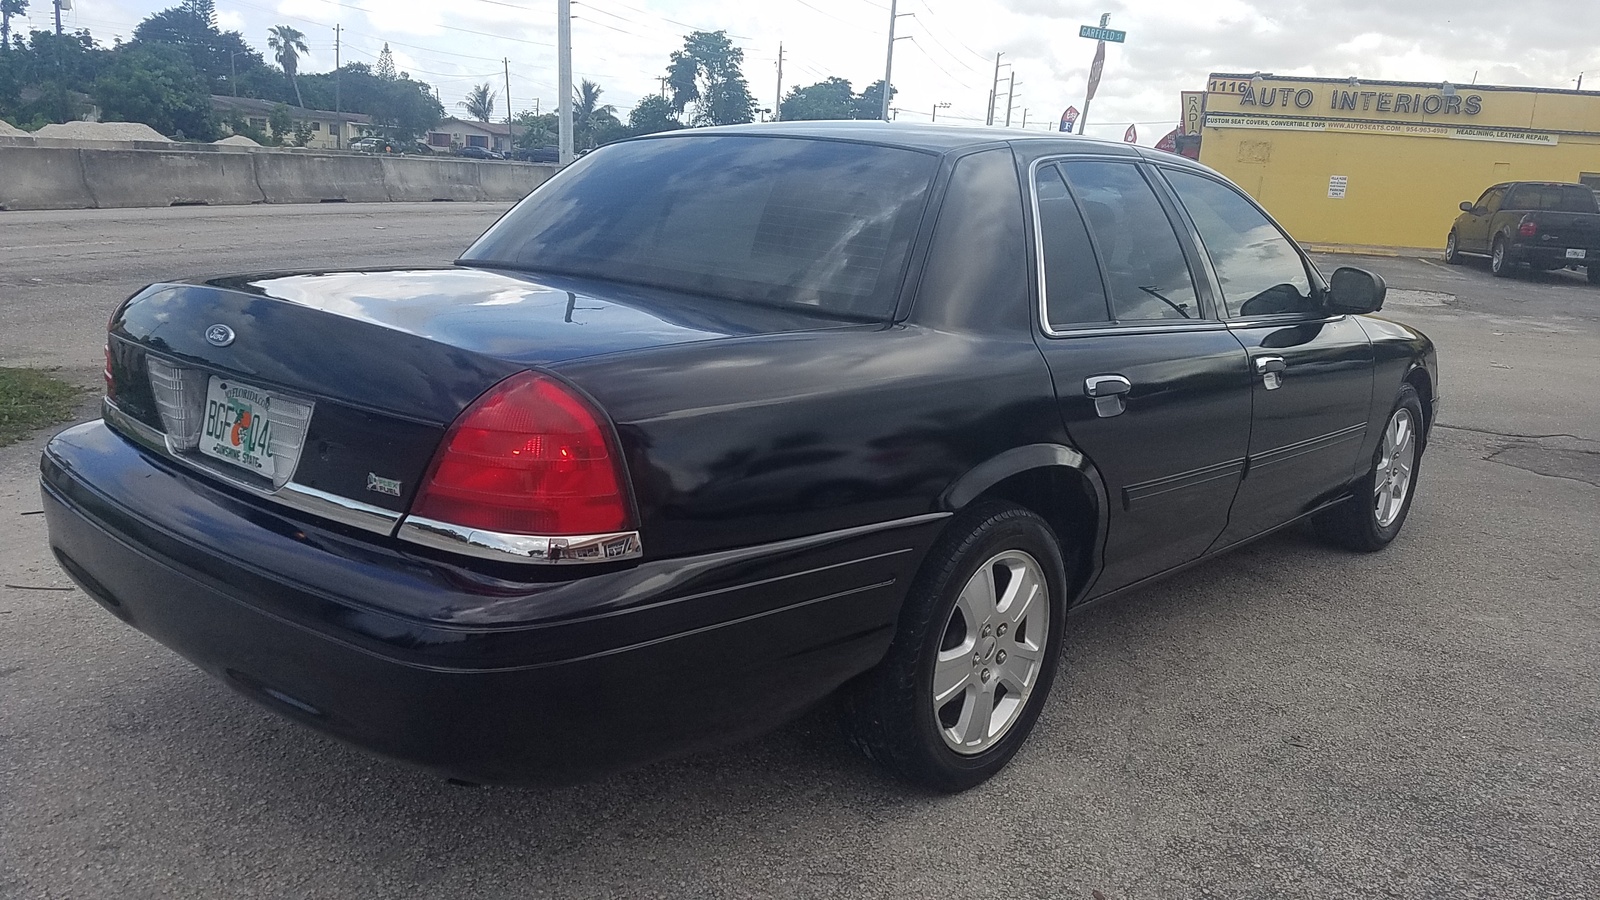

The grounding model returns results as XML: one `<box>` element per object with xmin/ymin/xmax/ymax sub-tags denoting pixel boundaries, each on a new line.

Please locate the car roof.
<box><xmin>626</xmin><ymin>121</ymin><xmax>1208</xmax><ymax>170</ymax></box>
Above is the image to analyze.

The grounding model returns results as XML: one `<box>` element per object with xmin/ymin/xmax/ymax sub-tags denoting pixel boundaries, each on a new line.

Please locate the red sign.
<box><xmin>1155</xmin><ymin>127</ymin><xmax>1178</xmax><ymax>152</ymax></box>
<box><xmin>1085</xmin><ymin>41</ymin><xmax>1106</xmax><ymax>101</ymax></box>
<box><xmin>1124</xmin><ymin>124</ymin><xmax>1137</xmax><ymax>143</ymax></box>
<box><xmin>1059</xmin><ymin>106</ymin><xmax>1080</xmax><ymax>133</ymax></box>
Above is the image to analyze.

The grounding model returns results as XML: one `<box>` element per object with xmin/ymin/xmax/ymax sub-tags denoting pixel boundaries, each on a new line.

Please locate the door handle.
<box><xmin>1256</xmin><ymin>355</ymin><xmax>1286</xmax><ymax>390</ymax></box>
<box><xmin>1084</xmin><ymin>374</ymin><xmax>1132</xmax><ymax>418</ymax></box>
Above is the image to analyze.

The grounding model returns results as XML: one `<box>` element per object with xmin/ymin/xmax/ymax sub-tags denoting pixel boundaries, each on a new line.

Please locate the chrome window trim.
<box><xmin>397</xmin><ymin>515</ymin><xmax>643</xmax><ymax>564</ymax></box>
<box><xmin>1028</xmin><ymin>154</ymin><xmax>1224</xmax><ymax>338</ymax></box>
<box><xmin>102</xmin><ymin>398</ymin><xmax>401</xmax><ymax>535</ymax></box>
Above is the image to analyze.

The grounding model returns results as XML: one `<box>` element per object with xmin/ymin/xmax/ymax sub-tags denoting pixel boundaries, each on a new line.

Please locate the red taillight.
<box><xmin>410</xmin><ymin>372</ymin><xmax>632</xmax><ymax>536</ymax></box>
<box><xmin>1518</xmin><ymin>217</ymin><xmax>1538</xmax><ymax>237</ymax></box>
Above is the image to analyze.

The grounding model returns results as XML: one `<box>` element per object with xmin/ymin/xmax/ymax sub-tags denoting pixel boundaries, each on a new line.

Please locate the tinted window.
<box><xmin>1163</xmin><ymin>169</ymin><xmax>1315</xmax><ymax>318</ymax></box>
<box><xmin>1035</xmin><ymin>164</ymin><xmax>1111</xmax><ymax>327</ymax></box>
<box><xmin>462</xmin><ymin>136</ymin><xmax>939</xmax><ymax>318</ymax></box>
<box><xmin>1504</xmin><ymin>184</ymin><xmax>1600</xmax><ymax>213</ymax></box>
<box><xmin>1059</xmin><ymin>160</ymin><xmax>1199</xmax><ymax>321</ymax></box>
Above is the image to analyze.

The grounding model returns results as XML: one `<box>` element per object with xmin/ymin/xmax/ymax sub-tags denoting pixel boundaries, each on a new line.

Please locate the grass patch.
<box><xmin>0</xmin><ymin>367</ymin><xmax>84</xmax><ymax>448</ymax></box>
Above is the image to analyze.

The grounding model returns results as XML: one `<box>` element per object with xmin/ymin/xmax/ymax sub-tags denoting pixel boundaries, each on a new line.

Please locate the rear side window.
<box><xmin>1162</xmin><ymin>169</ymin><xmax>1315</xmax><ymax>318</ymax></box>
<box><xmin>1058</xmin><ymin>160</ymin><xmax>1200</xmax><ymax>321</ymax></box>
<box><xmin>1035</xmin><ymin>164</ymin><xmax>1111</xmax><ymax>328</ymax></box>
<box><xmin>1504</xmin><ymin>184</ymin><xmax>1600</xmax><ymax>213</ymax></box>
<box><xmin>460</xmin><ymin>136</ymin><xmax>939</xmax><ymax>318</ymax></box>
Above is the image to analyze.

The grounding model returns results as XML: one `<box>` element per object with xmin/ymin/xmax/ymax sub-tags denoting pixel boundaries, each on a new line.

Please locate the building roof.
<box><xmin>210</xmin><ymin>95</ymin><xmax>371</xmax><ymax>124</ymax></box>
<box><xmin>435</xmin><ymin>117</ymin><xmax>526</xmax><ymax>138</ymax></box>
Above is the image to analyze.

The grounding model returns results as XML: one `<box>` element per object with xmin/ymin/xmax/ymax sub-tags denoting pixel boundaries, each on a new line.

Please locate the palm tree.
<box><xmin>573</xmin><ymin>79</ymin><xmax>616</xmax><ymax>149</ymax></box>
<box><xmin>1</xmin><ymin>0</ymin><xmax>28</xmax><ymax>52</ymax></box>
<box><xmin>459</xmin><ymin>83</ymin><xmax>496</xmax><ymax>123</ymax></box>
<box><xmin>266</xmin><ymin>25</ymin><xmax>309</xmax><ymax>107</ymax></box>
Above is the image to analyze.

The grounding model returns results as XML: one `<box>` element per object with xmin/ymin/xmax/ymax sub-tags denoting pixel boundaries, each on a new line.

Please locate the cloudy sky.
<box><xmin>19</xmin><ymin>0</ymin><xmax>1596</xmax><ymax>143</ymax></box>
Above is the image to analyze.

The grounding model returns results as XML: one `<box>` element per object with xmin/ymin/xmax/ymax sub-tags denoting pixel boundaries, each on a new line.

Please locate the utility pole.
<box><xmin>657</xmin><ymin>76</ymin><xmax>668</xmax><ymax>99</ymax></box>
<box><xmin>1021</xmin><ymin>108</ymin><xmax>1028</xmax><ymax>128</ymax></box>
<box><xmin>557</xmin><ymin>0</ymin><xmax>573</xmax><ymax>164</ymax></box>
<box><xmin>774</xmin><ymin>42</ymin><xmax>784</xmax><ymax>121</ymax></box>
<box><xmin>334</xmin><ymin>25</ymin><xmax>341</xmax><ymax>147</ymax></box>
<box><xmin>987</xmin><ymin>52</ymin><xmax>1003</xmax><ymax>125</ymax></box>
<box><xmin>53</xmin><ymin>0</ymin><xmax>62</xmax><ymax>35</ymax></box>
<box><xmin>880</xmin><ymin>0</ymin><xmax>900</xmax><ymax>122</ymax></box>
<box><xmin>1004</xmin><ymin>71</ymin><xmax>1016</xmax><ymax>126</ymax></box>
<box><xmin>504</xmin><ymin>58</ymin><xmax>513</xmax><ymax>146</ymax></box>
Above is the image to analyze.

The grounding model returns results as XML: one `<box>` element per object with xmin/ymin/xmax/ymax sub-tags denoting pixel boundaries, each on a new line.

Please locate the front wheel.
<box><xmin>1444</xmin><ymin>230</ymin><xmax>1461</xmax><ymax>264</ymax></box>
<box><xmin>1315</xmin><ymin>384</ymin><xmax>1425</xmax><ymax>552</ymax></box>
<box><xmin>839</xmin><ymin>503</ymin><xmax>1067</xmax><ymax>792</ymax></box>
<box><xmin>1490</xmin><ymin>236</ymin><xmax>1513</xmax><ymax>277</ymax></box>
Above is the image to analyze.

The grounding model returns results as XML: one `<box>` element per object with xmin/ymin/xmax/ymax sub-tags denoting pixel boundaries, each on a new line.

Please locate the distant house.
<box><xmin>426</xmin><ymin>118</ymin><xmax>526</xmax><ymax>154</ymax></box>
<box><xmin>210</xmin><ymin>96</ymin><xmax>373</xmax><ymax>150</ymax></box>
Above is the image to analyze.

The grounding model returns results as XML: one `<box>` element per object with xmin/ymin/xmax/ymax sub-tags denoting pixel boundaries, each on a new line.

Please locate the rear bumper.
<box><xmin>1508</xmin><ymin>242</ymin><xmax>1598</xmax><ymax>266</ymax></box>
<box><xmin>42</xmin><ymin>421</ymin><xmax>940</xmax><ymax>783</ymax></box>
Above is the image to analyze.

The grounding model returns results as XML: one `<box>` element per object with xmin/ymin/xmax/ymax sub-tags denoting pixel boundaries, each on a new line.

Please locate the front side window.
<box><xmin>1163</xmin><ymin>169</ymin><xmax>1315</xmax><ymax>318</ymax></box>
<box><xmin>462</xmin><ymin>136</ymin><xmax>939</xmax><ymax>318</ymax></box>
<box><xmin>1058</xmin><ymin>160</ymin><xmax>1200</xmax><ymax>321</ymax></box>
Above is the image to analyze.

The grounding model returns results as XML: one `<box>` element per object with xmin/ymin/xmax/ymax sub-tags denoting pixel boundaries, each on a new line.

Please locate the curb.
<box><xmin>1299</xmin><ymin>242</ymin><xmax>1440</xmax><ymax>259</ymax></box>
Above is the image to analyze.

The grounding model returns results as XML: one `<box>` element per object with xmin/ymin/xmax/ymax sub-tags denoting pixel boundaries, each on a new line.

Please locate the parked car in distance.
<box><xmin>43</xmin><ymin>123</ymin><xmax>1438</xmax><ymax>793</ymax></box>
<box><xmin>1445</xmin><ymin>181</ymin><xmax>1600</xmax><ymax>282</ymax></box>
<box><xmin>455</xmin><ymin>145</ymin><xmax>504</xmax><ymax>160</ymax></box>
<box><xmin>348</xmin><ymin>136</ymin><xmax>383</xmax><ymax>153</ymax></box>
<box><xmin>509</xmin><ymin>146</ymin><xmax>559</xmax><ymax>163</ymax></box>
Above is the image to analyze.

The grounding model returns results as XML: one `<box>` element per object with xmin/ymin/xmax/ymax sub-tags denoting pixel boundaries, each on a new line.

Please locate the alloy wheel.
<box><xmin>1374</xmin><ymin>407</ymin><xmax>1417</xmax><ymax>528</ymax></box>
<box><xmin>931</xmin><ymin>550</ymin><xmax>1050</xmax><ymax>755</ymax></box>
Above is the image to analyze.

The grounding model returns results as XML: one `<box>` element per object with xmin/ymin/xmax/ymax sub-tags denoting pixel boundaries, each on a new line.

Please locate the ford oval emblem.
<box><xmin>205</xmin><ymin>324</ymin><xmax>236</xmax><ymax>347</ymax></box>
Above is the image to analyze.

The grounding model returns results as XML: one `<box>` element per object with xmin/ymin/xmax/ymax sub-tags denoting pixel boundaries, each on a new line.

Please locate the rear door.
<box><xmin>1028</xmin><ymin>156</ymin><xmax>1253</xmax><ymax>595</ymax></box>
<box><xmin>1157</xmin><ymin>166</ymin><xmax>1374</xmax><ymax>548</ymax></box>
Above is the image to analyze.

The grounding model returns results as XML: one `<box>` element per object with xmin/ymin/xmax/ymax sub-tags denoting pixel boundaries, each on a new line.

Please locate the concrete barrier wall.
<box><xmin>253</xmin><ymin>152</ymin><xmax>390</xmax><ymax>203</ymax></box>
<box><xmin>476</xmin><ymin>161</ymin><xmax>556</xmax><ymax>202</ymax></box>
<box><xmin>79</xmin><ymin>148</ymin><xmax>265</xmax><ymax>208</ymax></box>
<box><xmin>1</xmin><ymin>146</ymin><xmax>559</xmax><ymax>211</ymax></box>
<box><xmin>380</xmin><ymin>156</ymin><xmax>485</xmax><ymax>202</ymax></box>
<box><xmin>0</xmin><ymin>146</ymin><xmax>92</xmax><ymax>210</ymax></box>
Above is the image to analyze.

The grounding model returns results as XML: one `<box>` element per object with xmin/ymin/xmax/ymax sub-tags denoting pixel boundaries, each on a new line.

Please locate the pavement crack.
<box><xmin>1437</xmin><ymin>423</ymin><xmax>1590</xmax><ymax>441</ymax></box>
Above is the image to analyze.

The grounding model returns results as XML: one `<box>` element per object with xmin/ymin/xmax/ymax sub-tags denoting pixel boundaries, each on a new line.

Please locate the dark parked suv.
<box><xmin>43</xmin><ymin>124</ymin><xmax>1438</xmax><ymax>792</ymax></box>
<box><xmin>1446</xmin><ymin>181</ymin><xmax>1600</xmax><ymax>281</ymax></box>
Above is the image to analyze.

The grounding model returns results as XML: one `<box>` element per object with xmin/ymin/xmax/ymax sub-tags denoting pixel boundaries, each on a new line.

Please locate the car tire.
<box><xmin>1315</xmin><ymin>384</ymin><xmax>1425</xmax><ymax>553</ymax></box>
<box><xmin>1490</xmin><ymin>236</ymin><xmax>1513</xmax><ymax>277</ymax></box>
<box><xmin>838</xmin><ymin>502</ymin><xmax>1067</xmax><ymax>793</ymax></box>
<box><xmin>1444</xmin><ymin>230</ymin><xmax>1461</xmax><ymax>264</ymax></box>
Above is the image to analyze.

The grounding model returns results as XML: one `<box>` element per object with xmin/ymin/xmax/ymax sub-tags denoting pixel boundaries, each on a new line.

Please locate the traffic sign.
<box><xmin>1078</xmin><ymin>25</ymin><xmax>1126</xmax><ymax>42</ymax></box>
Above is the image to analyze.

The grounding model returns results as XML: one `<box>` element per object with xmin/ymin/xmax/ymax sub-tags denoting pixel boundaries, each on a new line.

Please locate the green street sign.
<box><xmin>1078</xmin><ymin>25</ymin><xmax>1126</xmax><ymax>42</ymax></box>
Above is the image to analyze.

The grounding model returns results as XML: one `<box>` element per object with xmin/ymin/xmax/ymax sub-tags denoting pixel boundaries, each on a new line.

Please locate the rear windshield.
<box><xmin>460</xmin><ymin>136</ymin><xmax>940</xmax><ymax>319</ymax></box>
<box><xmin>1505</xmin><ymin>184</ymin><xmax>1600</xmax><ymax>213</ymax></box>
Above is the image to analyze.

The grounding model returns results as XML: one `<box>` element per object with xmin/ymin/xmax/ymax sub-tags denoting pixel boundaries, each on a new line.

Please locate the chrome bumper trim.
<box><xmin>102</xmin><ymin>399</ymin><xmax>400</xmax><ymax>535</ymax></box>
<box><xmin>396</xmin><ymin>515</ymin><xmax>644</xmax><ymax>564</ymax></box>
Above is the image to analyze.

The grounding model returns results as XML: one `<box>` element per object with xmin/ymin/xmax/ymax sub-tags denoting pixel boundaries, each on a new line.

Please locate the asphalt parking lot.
<box><xmin>2</xmin><ymin>205</ymin><xmax>1597</xmax><ymax>899</ymax></box>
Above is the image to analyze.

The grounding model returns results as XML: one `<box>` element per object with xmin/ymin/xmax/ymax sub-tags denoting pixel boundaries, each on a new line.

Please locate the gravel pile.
<box><xmin>32</xmin><ymin>121</ymin><xmax>173</xmax><ymax>143</ymax></box>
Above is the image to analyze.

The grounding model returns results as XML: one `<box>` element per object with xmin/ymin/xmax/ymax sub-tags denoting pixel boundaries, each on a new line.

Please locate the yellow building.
<box><xmin>1195</xmin><ymin>73</ymin><xmax>1600</xmax><ymax>251</ymax></box>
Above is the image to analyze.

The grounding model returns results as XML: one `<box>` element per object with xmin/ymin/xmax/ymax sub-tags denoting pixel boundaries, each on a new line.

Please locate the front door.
<box><xmin>1457</xmin><ymin>185</ymin><xmax>1504</xmax><ymax>253</ymax></box>
<box><xmin>1156</xmin><ymin>167</ymin><xmax>1374</xmax><ymax>548</ymax></box>
<box><xmin>1029</xmin><ymin>157</ymin><xmax>1254</xmax><ymax>595</ymax></box>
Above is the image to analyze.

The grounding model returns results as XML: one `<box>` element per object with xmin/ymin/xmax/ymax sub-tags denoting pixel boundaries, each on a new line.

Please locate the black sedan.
<box><xmin>42</xmin><ymin>123</ymin><xmax>1438</xmax><ymax>792</ymax></box>
<box><xmin>455</xmin><ymin>145</ymin><xmax>504</xmax><ymax>160</ymax></box>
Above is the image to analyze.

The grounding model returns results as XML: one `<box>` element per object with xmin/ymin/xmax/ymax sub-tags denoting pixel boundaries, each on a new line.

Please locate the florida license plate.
<box><xmin>1567</xmin><ymin>248</ymin><xmax>1587</xmax><ymax>259</ymax></box>
<box><xmin>198</xmin><ymin>377</ymin><xmax>293</xmax><ymax>480</ymax></box>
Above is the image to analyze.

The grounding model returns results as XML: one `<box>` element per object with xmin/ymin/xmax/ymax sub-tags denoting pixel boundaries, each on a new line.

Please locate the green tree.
<box><xmin>266</xmin><ymin>101</ymin><xmax>292</xmax><ymax>144</ymax></box>
<box><xmin>627</xmin><ymin>94</ymin><xmax>681</xmax><ymax>135</ymax></box>
<box><xmin>1</xmin><ymin>0</ymin><xmax>27</xmax><ymax>52</ymax></box>
<box><xmin>459</xmin><ymin>81</ymin><xmax>494</xmax><ymax>122</ymax></box>
<box><xmin>573</xmin><ymin>78</ymin><xmax>619</xmax><ymax>148</ymax></box>
<box><xmin>779</xmin><ymin>77</ymin><xmax>856</xmax><ymax>121</ymax></box>
<box><xmin>512</xmin><ymin>109</ymin><xmax>557</xmax><ymax>148</ymax></box>
<box><xmin>131</xmin><ymin>3</ymin><xmax>259</xmax><ymax>96</ymax></box>
<box><xmin>666</xmin><ymin>30</ymin><xmax>754</xmax><ymax>127</ymax></box>
<box><xmin>374</xmin><ymin>43</ymin><xmax>395</xmax><ymax>81</ymax></box>
<box><xmin>854</xmin><ymin>79</ymin><xmax>895</xmax><ymax>120</ymax></box>
<box><xmin>92</xmin><ymin>42</ymin><xmax>217</xmax><ymax>139</ymax></box>
<box><xmin>3</xmin><ymin>29</ymin><xmax>107</xmax><ymax>124</ymax></box>
<box><xmin>266</xmin><ymin>24</ymin><xmax>307</xmax><ymax>107</ymax></box>
<box><xmin>295</xmin><ymin>61</ymin><xmax>442</xmax><ymax>143</ymax></box>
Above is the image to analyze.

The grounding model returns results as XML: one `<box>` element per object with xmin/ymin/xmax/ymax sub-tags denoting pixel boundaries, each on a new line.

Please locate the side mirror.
<box><xmin>1327</xmin><ymin>266</ymin><xmax>1386</xmax><ymax>315</ymax></box>
<box><xmin>1459</xmin><ymin>201</ymin><xmax>1475</xmax><ymax>212</ymax></box>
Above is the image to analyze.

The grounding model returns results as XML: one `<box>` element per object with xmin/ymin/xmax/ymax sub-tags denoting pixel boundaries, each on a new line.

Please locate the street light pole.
<box><xmin>557</xmin><ymin>0</ymin><xmax>573</xmax><ymax>164</ymax></box>
<box><xmin>880</xmin><ymin>0</ymin><xmax>898</xmax><ymax>121</ymax></box>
